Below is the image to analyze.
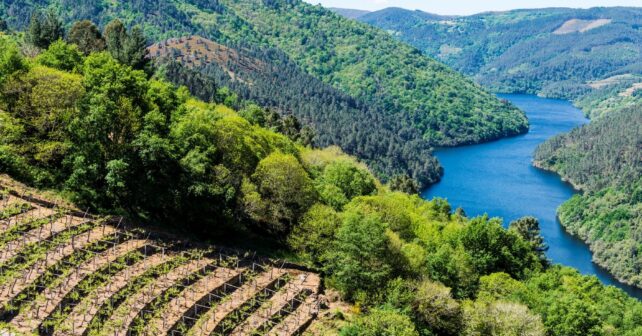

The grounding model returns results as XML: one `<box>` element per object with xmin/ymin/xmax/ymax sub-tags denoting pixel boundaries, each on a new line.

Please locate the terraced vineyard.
<box><xmin>0</xmin><ymin>179</ymin><xmax>321</xmax><ymax>335</ymax></box>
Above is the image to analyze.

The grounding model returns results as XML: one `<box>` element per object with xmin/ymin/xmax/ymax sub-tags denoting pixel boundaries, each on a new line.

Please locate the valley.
<box><xmin>0</xmin><ymin>1</ymin><xmax>641</xmax><ymax>335</ymax></box>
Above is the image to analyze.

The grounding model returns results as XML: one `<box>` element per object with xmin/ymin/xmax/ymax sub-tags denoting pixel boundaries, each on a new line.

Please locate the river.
<box><xmin>421</xmin><ymin>93</ymin><xmax>642</xmax><ymax>299</ymax></box>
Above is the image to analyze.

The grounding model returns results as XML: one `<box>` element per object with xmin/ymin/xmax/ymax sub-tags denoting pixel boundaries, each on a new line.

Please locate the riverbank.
<box><xmin>422</xmin><ymin>93</ymin><xmax>642</xmax><ymax>299</ymax></box>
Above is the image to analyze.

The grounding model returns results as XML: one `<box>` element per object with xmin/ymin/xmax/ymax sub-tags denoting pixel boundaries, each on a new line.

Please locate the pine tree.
<box><xmin>68</xmin><ymin>20</ymin><xmax>106</xmax><ymax>55</ymax></box>
<box><xmin>26</xmin><ymin>10</ymin><xmax>64</xmax><ymax>49</ymax></box>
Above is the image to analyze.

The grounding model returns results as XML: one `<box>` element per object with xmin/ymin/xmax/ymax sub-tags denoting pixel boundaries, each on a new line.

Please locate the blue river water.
<box><xmin>421</xmin><ymin>93</ymin><xmax>642</xmax><ymax>299</ymax></box>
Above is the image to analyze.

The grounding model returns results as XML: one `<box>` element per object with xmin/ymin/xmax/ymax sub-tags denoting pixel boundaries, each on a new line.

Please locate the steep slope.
<box><xmin>534</xmin><ymin>105</ymin><xmax>642</xmax><ymax>287</ymax></box>
<box><xmin>360</xmin><ymin>7</ymin><xmax>642</xmax><ymax>98</ymax></box>
<box><xmin>149</xmin><ymin>36</ymin><xmax>442</xmax><ymax>185</ymax></box>
<box><xmin>1</xmin><ymin>0</ymin><xmax>528</xmax><ymax>149</ymax></box>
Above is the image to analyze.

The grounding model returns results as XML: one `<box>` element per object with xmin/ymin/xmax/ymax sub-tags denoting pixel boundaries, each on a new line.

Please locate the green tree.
<box><xmin>68</xmin><ymin>20</ymin><xmax>106</xmax><ymax>55</ymax></box>
<box><xmin>545</xmin><ymin>297</ymin><xmax>601</xmax><ymax>336</ymax></box>
<box><xmin>460</xmin><ymin>216</ymin><xmax>540</xmax><ymax>278</ymax></box>
<box><xmin>0</xmin><ymin>19</ymin><xmax>8</xmax><ymax>32</ymax></box>
<box><xmin>239</xmin><ymin>104</ymin><xmax>266</xmax><ymax>126</ymax></box>
<box><xmin>0</xmin><ymin>37</ymin><xmax>27</xmax><ymax>87</ymax></box>
<box><xmin>509</xmin><ymin>216</ymin><xmax>549</xmax><ymax>265</ymax></box>
<box><xmin>124</xmin><ymin>26</ymin><xmax>148</xmax><ymax>70</ymax></box>
<box><xmin>104</xmin><ymin>20</ymin><xmax>148</xmax><ymax>69</ymax></box>
<box><xmin>287</xmin><ymin>204</ymin><xmax>340</xmax><ymax>265</ymax></box>
<box><xmin>241</xmin><ymin>152</ymin><xmax>317</xmax><ymax>234</ymax></box>
<box><xmin>26</xmin><ymin>10</ymin><xmax>64</xmax><ymax>49</ymax></box>
<box><xmin>103</xmin><ymin>19</ymin><xmax>127</xmax><ymax>63</ymax></box>
<box><xmin>463</xmin><ymin>299</ymin><xmax>546</xmax><ymax>336</ymax></box>
<box><xmin>37</xmin><ymin>40</ymin><xmax>84</xmax><ymax>72</ymax></box>
<box><xmin>317</xmin><ymin>160</ymin><xmax>377</xmax><ymax>209</ymax></box>
<box><xmin>412</xmin><ymin>279</ymin><xmax>462</xmax><ymax>335</ymax></box>
<box><xmin>324</xmin><ymin>210</ymin><xmax>393</xmax><ymax>300</ymax></box>
<box><xmin>389</xmin><ymin>174</ymin><xmax>420</xmax><ymax>194</ymax></box>
<box><xmin>341</xmin><ymin>309</ymin><xmax>419</xmax><ymax>336</ymax></box>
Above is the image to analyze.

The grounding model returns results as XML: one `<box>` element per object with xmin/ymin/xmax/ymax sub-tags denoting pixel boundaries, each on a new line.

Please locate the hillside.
<box><xmin>534</xmin><ymin>104</ymin><xmax>642</xmax><ymax>287</ymax></box>
<box><xmin>148</xmin><ymin>36</ymin><xmax>442</xmax><ymax>186</ymax></box>
<box><xmin>0</xmin><ymin>0</ymin><xmax>528</xmax><ymax>150</ymax></box>
<box><xmin>359</xmin><ymin>7</ymin><xmax>642</xmax><ymax>98</ymax></box>
<box><xmin>328</xmin><ymin>7</ymin><xmax>370</xmax><ymax>19</ymax></box>
<box><xmin>2</xmin><ymin>15</ymin><xmax>642</xmax><ymax>336</ymax></box>
<box><xmin>0</xmin><ymin>178</ymin><xmax>321</xmax><ymax>335</ymax></box>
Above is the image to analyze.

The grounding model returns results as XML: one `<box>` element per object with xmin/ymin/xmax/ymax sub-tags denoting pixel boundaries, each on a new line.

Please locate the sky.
<box><xmin>303</xmin><ymin>0</ymin><xmax>642</xmax><ymax>15</ymax></box>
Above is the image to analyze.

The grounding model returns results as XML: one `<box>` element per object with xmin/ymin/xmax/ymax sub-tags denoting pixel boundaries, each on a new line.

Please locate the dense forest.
<box><xmin>1</xmin><ymin>14</ymin><xmax>642</xmax><ymax>335</ymax></box>
<box><xmin>358</xmin><ymin>7</ymin><xmax>642</xmax><ymax>99</ymax></box>
<box><xmin>534</xmin><ymin>102</ymin><xmax>642</xmax><ymax>288</ymax></box>
<box><xmin>0</xmin><ymin>0</ymin><xmax>528</xmax><ymax>148</ymax></box>
<box><xmin>150</xmin><ymin>38</ymin><xmax>442</xmax><ymax>186</ymax></box>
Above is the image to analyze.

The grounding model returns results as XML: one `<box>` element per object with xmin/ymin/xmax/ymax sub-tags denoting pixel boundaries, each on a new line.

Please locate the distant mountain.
<box><xmin>359</xmin><ymin>7</ymin><xmax>642</xmax><ymax>99</ymax></box>
<box><xmin>328</xmin><ymin>7</ymin><xmax>370</xmax><ymax>19</ymax></box>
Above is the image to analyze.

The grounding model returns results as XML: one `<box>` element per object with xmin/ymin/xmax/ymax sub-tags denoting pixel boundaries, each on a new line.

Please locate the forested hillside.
<box><xmin>0</xmin><ymin>0</ymin><xmax>528</xmax><ymax>151</ymax></box>
<box><xmin>534</xmin><ymin>104</ymin><xmax>642</xmax><ymax>287</ymax></box>
<box><xmin>1</xmin><ymin>12</ymin><xmax>642</xmax><ymax>336</ymax></box>
<box><xmin>148</xmin><ymin>36</ymin><xmax>442</xmax><ymax>186</ymax></box>
<box><xmin>359</xmin><ymin>7</ymin><xmax>642</xmax><ymax>99</ymax></box>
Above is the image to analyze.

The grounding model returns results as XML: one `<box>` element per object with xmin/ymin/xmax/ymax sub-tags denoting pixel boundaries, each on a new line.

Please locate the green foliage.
<box><xmin>324</xmin><ymin>210</ymin><xmax>393</xmax><ymax>301</ymax></box>
<box><xmin>340</xmin><ymin>309</ymin><xmax>419</xmax><ymax>336</ymax></box>
<box><xmin>360</xmin><ymin>7</ymin><xmax>642</xmax><ymax>99</ymax></box>
<box><xmin>462</xmin><ymin>299</ymin><xmax>545</xmax><ymax>336</ymax></box>
<box><xmin>389</xmin><ymin>174</ymin><xmax>420</xmax><ymax>194</ymax></box>
<box><xmin>287</xmin><ymin>204</ymin><xmax>340</xmax><ymax>266</ymax></box>
<box><xmin>411</xmin><ymin>279</ymin><xmax>462</xmax><ymax>335</ymax></box>
<box><xmin>316</xmin><ymin>160</ymin><xmax>377</xmax><ymax>209</ymax></box>
<box><xmin>67</xmin><ymin>20</ymin><xmax>106</xmax><ymax>55</ymax></box>
<box><xmin>509</xmin><ymin>216</ymin><xmax>549</xmax><ymax>265</ymax></box>
<box><xmin>0</xmin><ymin>36</ymin><xmax>27</xmax><ymax>86</ymax></box>
<box><xmin>535</xmin><ymin>103</ymin><xmax>642</xmax><ymax>286</ymax></box>
<box><xmin>460</xmin><ymin>216</ymin><xmax>541</xmax><ymax>279</ymax></box>
<box><xmin>241</xmin><ymin>152</ymin><xmax>317</xmax><ymax>234</ymax></box>
<box><xmin>159</xmin><ymin>50</ymin><xmax>442</xmax><ymax>188</ymax></box>
<box><xmin>36</xmin><ymin>40</ymin><xmax>84</xmax><ymax>72</ymax></box>
<box><xmin>26</xmin><ymin>9</ymin><xmax>64</xmax><ymax>49</ymax></box>
<box><xmin>104</xmin><ymin>19</ymin><xmax>148</xmax><ymax>70</ymax></box>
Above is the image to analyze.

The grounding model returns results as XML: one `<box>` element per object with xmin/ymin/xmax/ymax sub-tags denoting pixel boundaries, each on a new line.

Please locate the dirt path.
<box><xmin>144</xmin><ymin>266</ymin><xmax>243</xmax><ymax>335</ymax></box>
<box><xmin>9</xmin><ymin>239</ymin><xmax>149</xmax><ymax>333</ymax></box>
<box><xmin>102</xmin><ymin>257</ymin><xmax>214</xmax><ymax>336</ymax></box>
<box><xmin>0</xmin><ymin>215</ymin><xmax>90</xmax><ymax>265</ymax></box>
<box><xmin>230</xmin><ymin>272</ymin><xmax>320</xmax><ymax>335</ymax></box>
<box><xmin>189</xmin><ymin>268</ymin><xmax>287</xmax><ymax>336</ymax></box>
<box><xmin>0</xmin><ymin>225</ymin><xmax>118</xmax><ymax>303</ymax></box>
<box><xmin>55</xmin><ymin>252</ymin><xmax>170</xmax><ymax>336</ymax></box>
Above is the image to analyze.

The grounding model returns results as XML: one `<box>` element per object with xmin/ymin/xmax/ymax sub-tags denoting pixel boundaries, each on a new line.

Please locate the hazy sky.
<box><xmin>303</xmin><ymin>0</ymin><xmax>642</xmax><ymax>15</ymax></box>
